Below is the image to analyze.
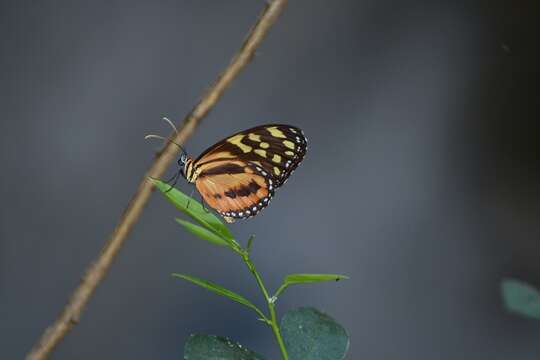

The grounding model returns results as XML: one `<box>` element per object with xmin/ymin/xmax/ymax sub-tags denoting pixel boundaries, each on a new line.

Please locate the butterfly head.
<box><xmin>178</xmin><ymin>153</ymin><xmax>196</xmax><ymax>183</ymax></box>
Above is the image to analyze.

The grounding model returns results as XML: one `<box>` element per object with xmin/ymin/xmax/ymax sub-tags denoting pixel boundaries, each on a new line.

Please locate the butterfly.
<box><xmin>165</xmin><ymin>124</ymin><xmax>307</xmax><ymax>223</ymax></box>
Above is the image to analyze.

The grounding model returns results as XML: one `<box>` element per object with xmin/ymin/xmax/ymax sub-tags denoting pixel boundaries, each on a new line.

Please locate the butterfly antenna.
<box><xmin>162</xmin><ymin>117</ymin><xmax>179</xmax><ymax>134</ymax></box>
<box><xmin>144</xmin><ymin>134</ymin><xmax>187</xmax><ymax>155</ymax></box>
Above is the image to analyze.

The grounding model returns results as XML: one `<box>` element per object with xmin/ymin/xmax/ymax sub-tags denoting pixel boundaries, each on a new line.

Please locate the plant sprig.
<box><xmin>152</xmin><ymin>178</ymin><xmax>349</xmax><ymax>360</ymax></box>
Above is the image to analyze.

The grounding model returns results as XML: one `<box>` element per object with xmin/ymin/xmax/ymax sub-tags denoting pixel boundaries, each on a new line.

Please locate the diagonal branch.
<box><xmin>26</xmin><ymin>1</ymin><xmax>288</xmax><ymax>359</ymax></box>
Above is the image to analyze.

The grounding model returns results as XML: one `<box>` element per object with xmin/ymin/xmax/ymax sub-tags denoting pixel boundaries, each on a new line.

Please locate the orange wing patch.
<box><xmin>195</xmin><ymin>162</ymin><xmax>274</xmax><ymax>223</ymax></box>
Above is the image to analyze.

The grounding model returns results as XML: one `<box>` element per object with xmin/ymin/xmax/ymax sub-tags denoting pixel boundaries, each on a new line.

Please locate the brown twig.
<box><xmin>26</xmin><ymin>1</ymin><xmax>288</xmax><ymax>359</ymax></box>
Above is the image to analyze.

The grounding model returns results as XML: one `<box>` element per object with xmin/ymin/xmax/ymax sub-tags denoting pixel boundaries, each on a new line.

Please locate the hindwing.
<box><xmin>195</xmin><ymin>160</ymin><xmax>275</xmax><ymax>223</ymax></box>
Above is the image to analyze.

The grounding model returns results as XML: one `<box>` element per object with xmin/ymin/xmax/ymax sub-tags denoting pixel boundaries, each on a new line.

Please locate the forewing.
<box><xmin>194</xmin><ymin>124</ymin><xmax>307</xmax><ymax>188</ymax></box>
<box><xmin>195</xmin><ymin>161</ymin><xmax>275</xmax><ymax>222</ymax></box>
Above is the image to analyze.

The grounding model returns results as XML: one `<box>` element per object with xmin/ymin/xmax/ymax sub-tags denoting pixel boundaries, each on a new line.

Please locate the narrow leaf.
<box><xmin>281</xmin><ymin>307</ymin><xmax>349</xmax><ymax>360</ymax></box>
<box><xmin>175</xmin><ymin>218</ymin><xmax>229</xmax><ymax>247</ymax></box>
<box><xmin>150</xmin><ymin>178</ymin><xmax>233</xmax><ymax>241</ymax></box>
<box><xmin>172</xmin><ymin>273</ymin><xmax>265</xmax><ymax>318</ymax></box>
<box><xmin>501</xmin><ymin>278</ymin><xmax>540</xmax><ymax>319</ymax></box>
<box><xmin>184</xmin><ymin>334</ymin><xmax>265</xmax><ymax>360</ymax></box>
<box><xmin>247</xmin><ymin>235</ymin><xmax>255</xmax><ymax>253</ymax></box>
<box><xmin>275</xmin><ymin>273</ymin><xmax>348</xmax><ymax>298</ymax></box>
<box><xmin>284</xmin><ymin>273</ymin><xmax>349</xmax><ymax>284</ymax></box>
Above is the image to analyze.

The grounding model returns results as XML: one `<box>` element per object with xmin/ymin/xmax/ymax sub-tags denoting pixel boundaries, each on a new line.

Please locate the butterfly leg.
<box><xmin>164</xmin><ymin>169</ymin><xmax>181</xmax><ymax>193</ymax></box>
<box><xmin>163</xmin><ymin>172</ymin><xmax>177</xmax><ymax>184</ymax></box>
<box><xmin>199</xmin><ymin>194</ymin><xmax>210</xmax><ymax>213</ymax></box>
<box><xmin>186</xmin><ymin>188</ymin><xmax>196</xmax><ymax>209</ymax></box>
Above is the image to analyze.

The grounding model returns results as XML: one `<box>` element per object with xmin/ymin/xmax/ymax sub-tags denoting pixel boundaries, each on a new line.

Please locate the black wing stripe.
<box><xmin>216</xmin><ymin>164</ymin><xmax>275</xmax><ymax>220</ymax></box>
<box><xmin>198</xmin><ymin>163</ymin><xmax>246</xmax><ymax>177</ymax></box>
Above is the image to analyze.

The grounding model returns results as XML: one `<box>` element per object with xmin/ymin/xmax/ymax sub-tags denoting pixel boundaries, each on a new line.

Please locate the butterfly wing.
<box><xmin>192</xmin><ymin>124</ymin><xmax>307</xmax><ymax>222</ymax></box>
<box><xmin>194</xmin><ymin>124</ymin><xmax>307</xmax><ymax>188</ymax></box>
<box><xmin>195</xmin><ymin>160</ymin><xmax>275</xmax><ymax>222</ymax></box>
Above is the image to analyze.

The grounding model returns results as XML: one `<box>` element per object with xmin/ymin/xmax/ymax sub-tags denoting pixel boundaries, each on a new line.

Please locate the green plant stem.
<box><xmin>268</xmin><ymin>301</ymin><xmax>288</xmax><ymax>360</ymax></box>
<box><xmin>237</xmin><ymin>249</ymin><xmax>289</xmax><ymax>360</ymax></box>
<box><xmin>273</xmin><ymin>283</ymin><xmax>289</xmax><ymax>299</ymax></box>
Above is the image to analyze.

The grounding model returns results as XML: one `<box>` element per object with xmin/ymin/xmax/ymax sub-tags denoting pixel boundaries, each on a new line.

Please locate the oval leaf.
<box><xmin>175</xmin><ymin>218</ymin><xmax>229</xmax><ymax>247</ymax></box>
<box><xmin>172</xmin><ymin>273</ymin><xmax>265</xmax><ymax>319</ymax></box>
<box><xmin>184</xmin><ymin>334</ymin><xmax>265</xmax><ymax>360</ymax></box>
<box><xmin>501</xmin><ymin>278</ymin><xmax>540</xmax><ymax>319</ymax></box>
<box><xmin>281</xmin><ymin>307</ymin><xmax>349</xmax><ymax>360</ymax></box>
<box><xmin>150</xmin><ymin>178</ymin><xmax>233</xmax><ymax>241</ymax></box>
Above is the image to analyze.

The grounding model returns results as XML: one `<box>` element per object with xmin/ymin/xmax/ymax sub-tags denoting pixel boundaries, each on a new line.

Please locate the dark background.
<box><xmin>2</xmin><ymin>0</ymin><xmax>540</xmax><ymax>358</ymax></box>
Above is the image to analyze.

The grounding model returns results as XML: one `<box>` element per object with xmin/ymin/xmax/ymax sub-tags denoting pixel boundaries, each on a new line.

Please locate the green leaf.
<box><xmin>150</xmin><ymin>178</ymin><xmax>233</xmax><ymax>242</ymax></box>
<box><xmin>284</xmin><ymin>273</ymin><xmax>349</xmax><ymax>284</ymax></box>
<box><xmin>175</xmin><ymin>218</ymin><xmax>229</xmax><ymax>247</ymax></box>
<box><xmin>184</xmin><ymin>334</ymin><xmax>265</xmax><ymax>360</ymax></box>
<box><xmin>274</xmin><ymin>273</ymin><xmax>348</xmax><ymax>298</ymax></box>
<box><xmin>281</xmin><ymin>307</ymin><xmax>349</xmax><ymax>360</ymax></box>
<box><xmin>247</xmin><ymin>235</ymin><xmax>255</xmax><ymax>253</ymax></box>
<box><xmin>172</xmin><ymin>273</ymin><xmax>266</xmax><ymax>319</ymax></box>
<box><xmin>501</xmin><ymin>278</ymin><xmax>540</xmax><ymax>319</ymax></box>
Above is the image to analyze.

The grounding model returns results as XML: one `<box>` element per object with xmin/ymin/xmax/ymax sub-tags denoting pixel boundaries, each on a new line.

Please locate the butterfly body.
<box><xmin>178</xmin><ymin>124</ymin><xmax>307</xmax><ymax>223</ymax></box>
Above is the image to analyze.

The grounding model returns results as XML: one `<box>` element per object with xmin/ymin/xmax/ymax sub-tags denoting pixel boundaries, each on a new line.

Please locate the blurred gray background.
<box><xmin>2</xmin><ymin>0</ymin><xmax>540</xmax><ymax>358</ymax></box>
